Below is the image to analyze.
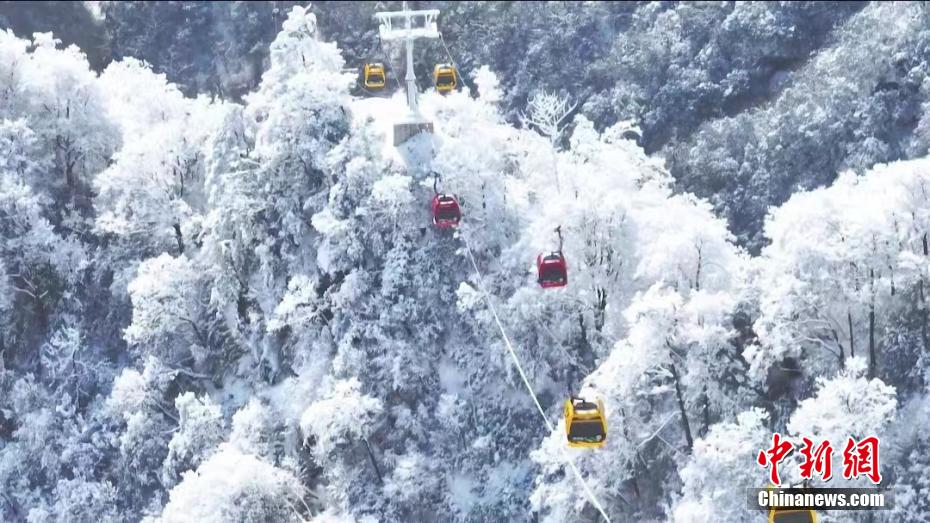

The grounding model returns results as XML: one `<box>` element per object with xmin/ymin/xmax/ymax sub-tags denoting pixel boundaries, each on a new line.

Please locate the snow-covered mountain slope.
<box><xmin>1</xmin><ymin>5</ymin><xmax>928</xmax><ymax>523</ymax></box>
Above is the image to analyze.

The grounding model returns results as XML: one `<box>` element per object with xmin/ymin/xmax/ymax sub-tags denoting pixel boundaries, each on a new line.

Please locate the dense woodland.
<box><xmin>1</xmin><ymin>2</ymin><xmax>930</xmax><ymax>522</ymax></box>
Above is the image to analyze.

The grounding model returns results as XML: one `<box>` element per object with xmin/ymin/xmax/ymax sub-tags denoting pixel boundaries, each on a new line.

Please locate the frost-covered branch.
<box><xmin>519</xmin><ymin>90</ymin><xmax>578</xmax><ymax>146</ymax></box>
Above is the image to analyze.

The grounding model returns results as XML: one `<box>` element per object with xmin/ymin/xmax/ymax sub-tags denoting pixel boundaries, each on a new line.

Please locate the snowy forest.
<box><xmin>1</xmin><ymin>1</ymin><xmax>930</xmax><ymax>522</ymax></box>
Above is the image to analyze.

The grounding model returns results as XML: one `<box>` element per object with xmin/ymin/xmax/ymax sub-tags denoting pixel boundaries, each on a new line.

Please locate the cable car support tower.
<box><xmin>375</xmin><ymin>3</ymin><xmax>440</xmax><ymax>145</ymax></box>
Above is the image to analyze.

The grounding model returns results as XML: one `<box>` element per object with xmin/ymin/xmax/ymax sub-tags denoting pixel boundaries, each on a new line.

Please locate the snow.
<box><xmin>154</xmin><ymin>444</ymin><xmax>303</xmax><ymax>523</ymax></box>
<box><xmin>311</xmin><ymin>207</ymin><xmax>348</xmax><ymax>237</ymax></box>
<box><xmin>262</xmin><ymin>359</ymin><xmax>328</xmax><ymax>424</ymax></box>
<box><xmin>787</xmin><ymin>357</ymin><xmax>897</xmax><ymax>447</ymax></box>
<box><xmin>448</xmin><ymin>473</ymin><xmax>478</xmax><ymax>514</ymax></box>
<box><xmin>107</xmin><ymin>368</ymin><xmax>147</xmax><ymax>415</ymax></box>
<box><xmin>299</xmin><ymin>378</ymin><xmax>383</xmax><ymax>457</ymax></box>
<box><xmin>349</xmin><ymin>93</ymin><xmax>417</xmax><ymax>162</ymax></box>
<box><xmin>455</xmin><ymin>281</ymin><xmax>483</xmax><ymax>312</ymax></box>
<box><xmin>370</xmin><ymin>173</ymin><xmax>414</xmax><ymax>217</ymax></box>
<box><xmin>438</xmin><ymin>358</ymin><xmax>465</xmax><ymax>394</ymax></box>
<box><xmin>3</xmin><ymin>5</ymin><xmax>928</xmax><ymax>522</ymax></box>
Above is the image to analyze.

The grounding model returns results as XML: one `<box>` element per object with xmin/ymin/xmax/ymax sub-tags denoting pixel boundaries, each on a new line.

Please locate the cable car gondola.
<box><xmin>768</xmin><ymin>508</ymin><xmax>817</xmax><ymax>523</ymax></box>
<box><xmin>434</xmin><ymin>63</ymin><xmax>457</xmax><ymax>93</ymax></box>
<box><xmin>564</xmin><ymin>396</ymin><xmax>607</xmax><ymax>448</ymax></box>
<box><xmin>432</xmin><ymin>193</ymin><xmax>461</xmax><ymax>228</ymax></box>
<box><xmin>537</xmin><ymin>252</ymin><xmax>568</xmax><ymax>288</ymax></box>
<box><xmin>766</xmin><ymin>483</ymin><xmax>817</xmax><ymax>523</ymax></box>
<box><xmin>363</xmin><ymin>63</ymin><xmax>386</xmax><ymax>89</ymax></box>
<box><xmin>537</xmin><ymin>226</ymin><xmax>568</xmax><ymax>288</ymax></box>
<box><xmin>429</xmin><ymin>173</ymin><xmax>461</xmax><ymax>228</ymax></box>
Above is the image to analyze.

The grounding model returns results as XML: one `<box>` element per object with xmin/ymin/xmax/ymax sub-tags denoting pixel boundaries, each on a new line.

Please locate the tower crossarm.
<box><xmin>375</xmin><ymin>9</ymin><xmax>439</xmax><ymax>41</ymax></box>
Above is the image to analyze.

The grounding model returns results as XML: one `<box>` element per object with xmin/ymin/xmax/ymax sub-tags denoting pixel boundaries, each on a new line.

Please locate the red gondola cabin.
<box><xmin>431</xmin><ymin>194</ymin><xmax>461</xmax><ymax>228</ymax></box>
<box><xmin>537</xmin><ymin>252</ymin><xmax>568</xmax><ymax>288</ymax></box>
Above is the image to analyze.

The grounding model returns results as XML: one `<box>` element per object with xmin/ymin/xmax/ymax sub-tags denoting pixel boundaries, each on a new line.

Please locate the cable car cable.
<box><xmin>459</xmin><ymin>230</ymin><xmax>612</xmax><ymax>523</ymax></box>
<box><xmin>377</xmin><ymin>36</ymin><xmax>405</xmax><ymax>92</ymax></box>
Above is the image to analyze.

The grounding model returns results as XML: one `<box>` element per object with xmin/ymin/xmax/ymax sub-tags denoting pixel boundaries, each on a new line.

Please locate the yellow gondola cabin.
<box><xmin>563</xmin><ymin>396</ymin><xmax>607</xmax><ymax>448</ymax></box>
<box><xmin>434</xmin><ymin>63</ymin><xmax>457</xmax><ymax>92</ymax></box>
<box><xmin>765</xmin><ymin>484</ymin><xmax>817</xmax><ymax>523</ymax></box>
<box><xmin>363</xmin><ymin>63</ymin><xmax>386</xmax><ymax>89</ymax></box>
<box><xmin>768</xmin><ymin>508</ymin><xmax>817</xmax><ymax>523</ymax></box>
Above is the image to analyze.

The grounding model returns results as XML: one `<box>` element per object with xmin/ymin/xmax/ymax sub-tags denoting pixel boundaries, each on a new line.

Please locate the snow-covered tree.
<box><xmin>26</xmin><ymin>479</ymin><xmax>120</xmax><ymax>523</ymax></box>
<box><xmin>672</xmin><ymin>408</ymin><xmax>771</xmax><ymax>523</ymax></box>
<box><xmin>95</xmin><ymin>58</ymin><xmax>222</xmax><ymax>257</ymax></box>
<box><xmin>124</xmin><ymin>254</ymin><xmax>206</xmax><ymax>362</ymax></box>
<box><xmin>11</xmin><ymin>32</ymin><xmax>118</xmax><ymax>199</ymax></box>
<box><xmin>152</xmin><ymin>445</ymin><xmax>305</xmax><ymax>523</ymax></box>
<box><xmin>300</xmin><ymin>378</ymin><xmax>383</xmax><ymax>458</ymax></box>
<box><xmin>787</xmin><ymin>358</ymin><xmax>897</xmax><ymax>447</ymax></box>
<box><xmin>750</xmin><ymin>157</ymin><xmax>930</xmax><ymax>389</ymax></box>
<box><xmin>105</xmin><ymin>358</ymin><xmax>179</xmax><ymax>511</ymax></box>
<box><xmin>227</xmin><ymin>399</ymin><xmax>279</xmax><ymax>459</ymax></box>
<box><xmin>161</xmin><ymin>392</ymin><xmax>225</xmax><ymax>487</ymax></box>
<box><xmin>5</xmin><ymin>4</ymin><xmax>930</xmax><ymax>523</ymax></box>
<box><xmin>520</xmin><ymin>90</ymin><xmax>577</xmax><ymax>147</ymax></box>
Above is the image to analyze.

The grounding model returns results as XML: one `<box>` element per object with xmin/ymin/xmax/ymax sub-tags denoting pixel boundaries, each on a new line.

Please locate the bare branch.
<box><xmin>521</xmin><ymin>91</ymin><xmax>575</xmax><ymax>146</ymax></box>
